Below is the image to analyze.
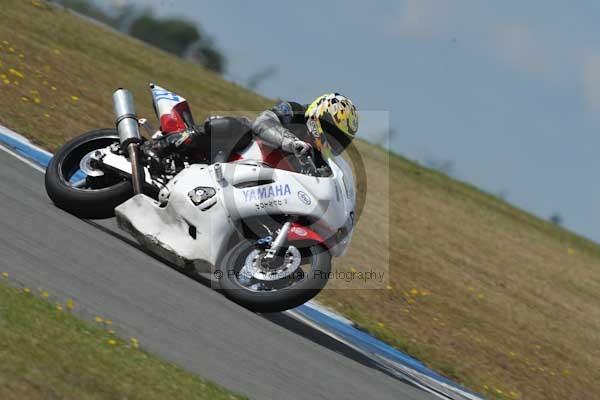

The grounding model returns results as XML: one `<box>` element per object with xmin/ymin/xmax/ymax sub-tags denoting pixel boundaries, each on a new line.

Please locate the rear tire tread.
<box><xmin>44</xmin><ymin>129</ymin><xmax>132</xmax><ymax>219</ymax></box>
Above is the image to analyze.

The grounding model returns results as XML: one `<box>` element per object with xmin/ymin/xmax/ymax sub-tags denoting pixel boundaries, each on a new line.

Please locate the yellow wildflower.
<box><xmin>71</xmin><ymin>95</ymin><xmax>79</xmax><ymax>101</ymax></box>
<box><xmin>42</xmin><ymin>291</ymin><xmax>49</xmax><ymax>299</ymax></box>
<box><xmin>66</xmin><ymin>299</ymin><xmax>75</xmax><ymax>310</ymax></box>
<box><xmin>8</xmin><ymin>47</ymin><xmax>14</xmax><ymax>53</ymax></box>
<box><xmin>21</xmin><ymin>97</ymin><xmax>28</xmax><ymax>102</ymax></box>
<box><xmin>18</xmin><ymin>54</ymin><xmax>24</xmax><ymax>58</ymax></box>
<box><xmin>1</xmin><ymin>272</ymin><xmax>7</xmax><ymax>279</ymax></box>
<box><xmin>3</xmin><ymin>79</ymin><xmax>9</xmax><ymax>85</ymax></box>
<box><xmin>131</xmin><ymin>337</ymin><xmax>139</xmax><ymax>348</ymax></box>
<box><xmin>56</xmin><ymin>305</ymin><xmax>63</xmax><ymax>312</ymax></box>
<box><xmin>410</xmin><ymin>288</ymin><xmax>419</xmax><ymax>296</ymax></box>
<box><xmin>9</xmin><ymin>68</ymin><xmax>24</xmax><ymax>79</ymax></box>
<box><xmin>107</xmin><ymin>339</ymin><xmax>117</xmax><ymax>346</ymax></box>
<box><xmin>33</xmin><ymin>98</ymin><xmax>41</xmax><ymax>104</ymax></box>
<box><xmin>23</xmin><ymin>287</ymin><xmax>30</xmax><ymax>294</ymax></box>
<box><xmin>377</xmin><ymin>322</ymin><xmax>385</xmax><ymax>328</ymax></box>
<box><xmin>105</xmin><ymin>319</ymin><xmax>113</xmax><ymax>325</ymax></box>
<box><xmin>94</xmin><ymin>316</ymin><xmax>104</xmax><ymax>323</ymax></box>
<box><xmin>51</xmin><ymin>86</ymin><xmax>56</xmax><ymax>91</ymax></box>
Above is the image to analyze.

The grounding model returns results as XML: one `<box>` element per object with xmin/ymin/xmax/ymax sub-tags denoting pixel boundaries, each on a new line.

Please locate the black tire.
<box><xmin>218</xmin><ymin>241</ymin><xmax>331</xmax><ymax>313</ymax></box>
<box><xmin>44</xmin><ymin>129</ymin><xmax>132</xmax><ymax>219</ymax></box>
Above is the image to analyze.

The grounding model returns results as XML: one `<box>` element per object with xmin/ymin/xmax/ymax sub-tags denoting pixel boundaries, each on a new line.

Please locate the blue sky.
<box><xmin>120</xmin><ymin>0</ymin><xmax>600</xmax><ymax>242</ymax></box>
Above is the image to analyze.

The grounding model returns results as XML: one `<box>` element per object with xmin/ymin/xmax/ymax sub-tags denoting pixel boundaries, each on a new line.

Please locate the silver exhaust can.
<box><xmin>113</xmin><ymin>88</ymin><xmax>141</xmax><ymax>147</ymax></box>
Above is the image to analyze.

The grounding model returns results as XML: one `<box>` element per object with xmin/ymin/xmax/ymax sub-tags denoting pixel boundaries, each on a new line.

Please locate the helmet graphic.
<box><xmin>305</xmin><ymin>93</ymin><xmax>358</xmax><ymax>155</ymax></box>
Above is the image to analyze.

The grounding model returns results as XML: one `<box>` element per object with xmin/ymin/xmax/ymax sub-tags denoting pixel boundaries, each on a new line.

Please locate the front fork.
<box><xmin>263</xmin><ymin>221</ymin><xmax>292</xmax><ymax>259</ymax></box>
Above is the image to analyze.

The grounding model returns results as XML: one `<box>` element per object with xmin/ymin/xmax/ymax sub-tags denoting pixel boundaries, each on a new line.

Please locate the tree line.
<box><xmin>50</xmin><ymin>0</ymin><xmax>226</xmax><ymax>74</ymax></box>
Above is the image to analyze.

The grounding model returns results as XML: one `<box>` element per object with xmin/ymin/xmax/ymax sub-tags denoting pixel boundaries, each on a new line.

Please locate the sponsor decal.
<box><xmin>152</xmin><ymin>88</ymin><xmax>181</xmax><ymax>102</ymax></box>
<box><xmin>254</xmin><ymin>199</ymin><xmax>288</xmax><ymax>210</ymax></box>
<box><xmin>297</xmin><ymin>190</ymin><xmax>311</xmax><ymax>205</ymax></box>
<box><xmin>188</xmin><ymin>187</ymin><xmax>216</xmax><ymax>206</ymax></box>
<box><xmin>291</xmin><ymin>226</ymin><xmax>308</xmax><ymax>237</ymax></box>
<box><xmin>242</xmin><ymin>184</ymin><xmax>291</xmax><ymax>202</ymax></box>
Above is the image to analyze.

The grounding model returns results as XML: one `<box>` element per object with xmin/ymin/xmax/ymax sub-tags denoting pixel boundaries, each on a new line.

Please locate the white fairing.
<box><xmin>115</xmin><ymin>156</ymin><xmax>356</xmax><ymax>272</ymax></box>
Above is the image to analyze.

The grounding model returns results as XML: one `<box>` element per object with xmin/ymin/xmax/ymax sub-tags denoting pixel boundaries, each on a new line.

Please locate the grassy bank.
<box><xmin>1</xmin><ymin>1</ymin><xmax>599</xmax><ymax>399</ymax></box>
<box><xmin>0</xmin><ymin>278</ymin><xmax>242</xmax><ymax>399</ymax></box>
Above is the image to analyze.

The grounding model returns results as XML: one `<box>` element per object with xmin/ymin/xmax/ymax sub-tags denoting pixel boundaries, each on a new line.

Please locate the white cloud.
<box><xmin>385</xmin><ymin>0</ymin><xmax>452</xmax><ymax>37</ymax></box>
<box><xmin>384</xmin><ymin>0</ymin><xmax>487</xmax><ymax>39</ymax></box>
<box><xmin>384</xmin><ymin>1</ymin><xmax>600</xmax><ymax>112</ymax></box>
<box><xmin>493</xmin><ymin>25</ymin><xmax>576</xmax><ymax>80</ymax></box>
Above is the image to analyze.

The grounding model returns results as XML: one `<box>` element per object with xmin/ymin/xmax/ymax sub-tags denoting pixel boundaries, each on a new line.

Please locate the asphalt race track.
<box><xmin>0</xmin><ymin>148</ymin><xmax>436</xmax><ymax>400</ymax></box>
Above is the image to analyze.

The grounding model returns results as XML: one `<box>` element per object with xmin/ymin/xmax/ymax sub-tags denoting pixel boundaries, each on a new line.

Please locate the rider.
<box><xmin>143</xmin><ymin>93</ymin><xmax>359</xmax><ymax>164</ymax></box>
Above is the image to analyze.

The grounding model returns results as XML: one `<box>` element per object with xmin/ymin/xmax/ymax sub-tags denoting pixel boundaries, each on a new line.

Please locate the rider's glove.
<box><xmin>282</xmin><ymin>138</ymin><xmax>312</xmax><ymax>157</ymax></box>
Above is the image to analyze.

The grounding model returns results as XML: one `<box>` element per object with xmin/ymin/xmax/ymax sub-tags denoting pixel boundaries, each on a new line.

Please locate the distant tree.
<box><xmin>108</xmin><ymin>3</ymin><xmax>139</xmax><ymax>32</ymax></box>
<box><xmin>129</xmin><ymin>14</ymin><xmax>200</xmax><ymax>57</ymax></box>
<box><xmin>549</xmin><ymin>213</ymin><xmax>563</xmax><ymax>226</ymax></box>
<box><xmin>52</xmin><ymin>0</ymin><xmax>227</xmax><ymax>74</ymax></box>
<box><xmin>245</xmin><ymin>66</ymin><xmax>278</xmax><ymax>90</ymax></box>
<box><xmin>51</xmin><ymin>0</ymin><xmax>115</xmax><ymax>25</ymax></box>
<box><xmin>184</xmin><ymin>37</ymin><xmax>227</xmax><ymax>74</ymax></box>
<box><xmin>128</xmin><ymin>13</ymin><xmax>226</xmax><ymax>73</ymax></box>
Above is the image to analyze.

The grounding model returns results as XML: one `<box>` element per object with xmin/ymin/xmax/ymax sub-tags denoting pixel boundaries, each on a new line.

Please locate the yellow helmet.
<box><xmin>305</xmin><ymin>93</ymin><xmax>358</xmax><ymax>155</ymax></box>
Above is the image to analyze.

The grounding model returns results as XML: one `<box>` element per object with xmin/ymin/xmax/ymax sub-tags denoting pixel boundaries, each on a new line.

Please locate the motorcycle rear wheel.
<box><xmin>44</xmin><ymin>129</ymin><xmax>132</xmax><ymax>219</ymax></box>
<box><xmin>218</xmin><ymin>241</ymin><xmax>331</xmax><ymax>313</ymax></box>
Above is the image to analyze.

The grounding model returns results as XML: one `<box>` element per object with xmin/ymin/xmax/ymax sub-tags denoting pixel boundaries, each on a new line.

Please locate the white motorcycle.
<box><xmin>45</xmin><ymin>84</ymin><xmax>356</xmax><ymax>312</ymax></box>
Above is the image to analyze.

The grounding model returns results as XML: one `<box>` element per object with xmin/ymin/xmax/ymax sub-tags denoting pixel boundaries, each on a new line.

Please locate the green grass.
<box><xmin>1</xmin><ymin>1</ymin><xmax>600</xmax><ymax>400</ymax></box>
<box><xmin>0</xmin><ymin>279</ymin><xmax>242</xmax><ymax>400</ymax></box>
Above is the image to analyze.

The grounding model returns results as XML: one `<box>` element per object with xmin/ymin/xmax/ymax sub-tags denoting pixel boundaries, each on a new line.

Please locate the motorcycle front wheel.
<box><xmin>45</xmin><ymin>129</ymin><xmax>132</xmax><ymax>219</ymax></box>
<box><xmin>218</xmin><ymin>241</ymin><xmax>331</xmax><ymax>313</ymax></box>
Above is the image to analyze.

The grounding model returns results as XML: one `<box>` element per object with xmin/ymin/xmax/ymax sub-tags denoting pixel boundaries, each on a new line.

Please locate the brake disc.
<box><xmin>239</xmin><ymin>246</ymin><xmax>302</xmax><ymax>283</ymax></box>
